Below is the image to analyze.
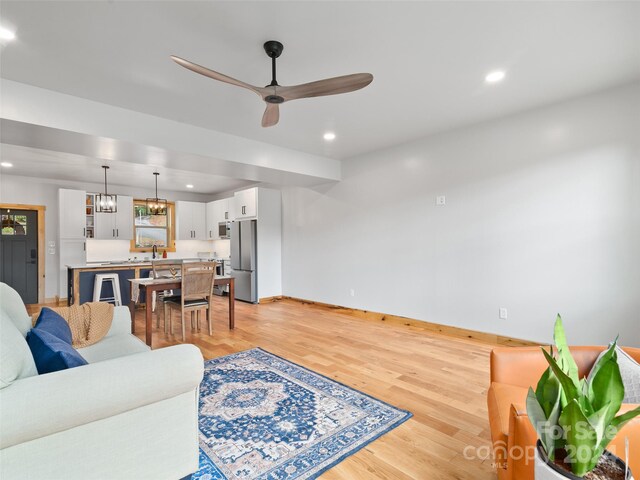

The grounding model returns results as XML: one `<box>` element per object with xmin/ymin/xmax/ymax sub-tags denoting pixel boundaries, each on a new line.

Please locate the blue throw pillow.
<box><xmin>26</xmin><ymin>329</ymin><xmax>88</xmax><ymax>374</ymax></box>
<box><xmin>34</xmin><ymin>307</ymin><xmax>72</xmax><ymax>344</ymax></box>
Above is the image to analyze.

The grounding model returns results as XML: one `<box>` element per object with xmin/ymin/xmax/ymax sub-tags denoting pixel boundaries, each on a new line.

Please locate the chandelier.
<box><xmin>95</xmin><ymin>165</ymin><xmax>117</xmax><ymax>213</ymax></box>
<box><xmin>146</xmin><ymin>172</ymin><xmax>167</xmax><ymax>216</ymax></box>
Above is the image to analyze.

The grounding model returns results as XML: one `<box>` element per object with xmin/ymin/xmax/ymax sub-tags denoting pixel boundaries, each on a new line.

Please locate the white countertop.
<box><xmin>67</xmin><ymin>258</ymin><xmax>230</xmax><ymax>269</ymax></box>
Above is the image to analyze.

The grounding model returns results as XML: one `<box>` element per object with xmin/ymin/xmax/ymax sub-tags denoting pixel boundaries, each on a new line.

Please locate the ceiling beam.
<box><xmin>0</xmin><ymin>80</ymin><xmax>341</xmax><ymax>186</ymax></box>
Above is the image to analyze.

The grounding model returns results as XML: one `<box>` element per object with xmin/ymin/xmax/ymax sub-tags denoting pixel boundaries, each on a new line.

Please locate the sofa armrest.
<box><xmin>506</xmin><ymin>403</ymin><xmax>537</xmax><ymax>480</ymax></box>
<box><xmin>0</xmin><ymin>344</ymin><xmax>203</xmax><ymax>449</ymax></box>
<box><xmin>104</xmin><ymin>305</ymin><xmax>133</xmax><ymax>337</ymax></box>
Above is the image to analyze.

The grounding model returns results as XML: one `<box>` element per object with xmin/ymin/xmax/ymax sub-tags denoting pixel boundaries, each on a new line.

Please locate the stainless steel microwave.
<box><xmin>218</xmin><ymin>222</ymin><xmax>230</xmax><ymax>239</ymax></box>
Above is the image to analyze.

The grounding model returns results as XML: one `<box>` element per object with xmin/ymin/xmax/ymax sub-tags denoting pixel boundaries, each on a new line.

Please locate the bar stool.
<box><xmin>93</xmin><ymin>273</ymin><xmax>122</xmax><ymax>306</ymax></box>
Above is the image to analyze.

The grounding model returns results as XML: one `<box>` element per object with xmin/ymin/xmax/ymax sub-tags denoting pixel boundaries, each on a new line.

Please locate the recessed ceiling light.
<box><xmin>0</xmin><ymin>27</ymin><xmax>16</xmax><ymax>41</ymax></box>
<box><xmin>323</xmin><ymin>132</ymin><xmax>336</xmax><ymax>141</ymax></box>
<box><xmin>186</xmin><ymin>184</ymin><xmax>194</xmax><ymax>189</ymax></box>
<box><xmin>0</xmin><ymin>162</ymin><xmax>13</xmax><ymax>167</ymax></box>
<box><xmin>485</xmin><ymin>70</ymin><xmax>506</xmax><ymax>84</ymax></box>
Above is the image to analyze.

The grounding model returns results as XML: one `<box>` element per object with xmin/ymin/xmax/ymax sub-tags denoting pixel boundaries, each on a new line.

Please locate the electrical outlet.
<box><xmin>499</xmin><ymin>308</ymin><xmax>508</xmax><ymax>320</ymax></box>
<box><xmin>436</xmin><ymin>195</ymin><xmax>446</xmax><ymax>206</ymax></box>
<box><xmin>349</xmin><ymin>289</ymin><xmax>355</xmax><ymax>297</ymax></box>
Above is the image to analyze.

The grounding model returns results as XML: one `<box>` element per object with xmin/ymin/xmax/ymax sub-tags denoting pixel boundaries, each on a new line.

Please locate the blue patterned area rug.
<box><xmin>193</xmin><ymin>348</ymin><xmax>412</xmax><ymax>480</ymax></box>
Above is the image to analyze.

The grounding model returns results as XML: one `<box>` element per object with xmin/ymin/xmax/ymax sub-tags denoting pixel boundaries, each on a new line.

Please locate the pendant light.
<box><xmin>95</xmin><ymin>165</ymin><xmax>118</xmax><ymax>213</ymax></box>
<box><xmin>146</xmin><ymin>172</ymin><xmax>167</xmax><ymax>216</ymax></box>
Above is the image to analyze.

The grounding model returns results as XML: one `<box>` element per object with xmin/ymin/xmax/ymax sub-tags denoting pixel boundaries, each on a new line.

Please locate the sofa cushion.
<box><xmin>0</xmin><ymin>282</ymin><xmax>33</xmax><ymax>337</ymax></box>
<box><xmin>618</xmin><ymin>348</ymin><xmax>640</xmax><ymax>403</ymax></box>
<box><xmin>34</xmin><ymin>308</ymin><xmax>73</xmax><ymax>344</ymax></box>
<box><xmin>77</xmin><ymin>334</ymin><xmax>149</xmax><ymax>363</ymax></box>
<box><xmin>26</xmin><ymin>329</ymin><xmax>88</xmax><ymax>374</ymax></box>
<box><xmin>0</xmin><ymin>311</ymin><xmax>38</xmax><ymax>388</ymax></box>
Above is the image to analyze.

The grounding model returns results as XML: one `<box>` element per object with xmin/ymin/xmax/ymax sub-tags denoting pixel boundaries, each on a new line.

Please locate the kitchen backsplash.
<box><xmin>85</xmin><ymin>239</ymin><xmax>230</xmax><ymax>262</ymax></box>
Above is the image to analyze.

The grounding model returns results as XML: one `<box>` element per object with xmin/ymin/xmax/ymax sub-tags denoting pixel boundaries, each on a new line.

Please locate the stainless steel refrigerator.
<box><xmin>230</xmin><ymin>220</ymin><xmax>257</xmax><ymax>303</ymax></box>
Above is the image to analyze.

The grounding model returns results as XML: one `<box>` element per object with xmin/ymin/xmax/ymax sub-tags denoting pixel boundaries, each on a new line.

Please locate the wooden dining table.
<box><xmin>128</xmin><ymin>275</ymin><xmax>235</xmax><ymax>348</ymax></box>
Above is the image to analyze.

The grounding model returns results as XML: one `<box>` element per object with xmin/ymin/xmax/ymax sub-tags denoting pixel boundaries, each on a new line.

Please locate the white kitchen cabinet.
<box><xmin>206</xmin><ymin>201</ymin><xmax>217</xmax><ymax>240</ymax></box>
<box><xmin>206</xmin><ymin>198</ymin><xmax>232</xmax><ymax>239</ymax></box>
<box><xmin>93</xmin><ymin>195</ymin><xmax>133</xmax><ymax>240</ymax></box>
<box><xmin>176</xmin><ymin>201</ymin><xmax>206</xmax><ymax>240</ymax></box>
<box><xmin>58</xmin><ymin>189</ymin><xmax>87</xmax><ymax>239</ymax></box>
<box><xmin>232</xmin><ymin>188</ymin><xmax>257</xmax><ymax>220</ymax></box>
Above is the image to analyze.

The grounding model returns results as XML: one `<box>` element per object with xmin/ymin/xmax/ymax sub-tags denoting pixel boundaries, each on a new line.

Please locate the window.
<box><xmin>1</xmin><ymin>214</ymin><xmax>27</xmax><ymax>235</ymax></box>
<box><xmin>130</xmin><ymin>200</ymin><xmax>176</xmax><ymax>252</ymax></box>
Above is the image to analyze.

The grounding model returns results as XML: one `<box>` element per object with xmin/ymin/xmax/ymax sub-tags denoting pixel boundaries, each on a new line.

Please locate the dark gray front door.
<box><xmin>1</xmin><ymin>209</ymin><xmax>38</xmax><ymax>304</ymax></box>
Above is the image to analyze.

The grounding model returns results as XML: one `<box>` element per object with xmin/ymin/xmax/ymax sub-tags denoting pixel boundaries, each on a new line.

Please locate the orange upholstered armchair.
<box><xmin>487</xmin><ymin>346</ymin><xmax>640</xmax><ymax>480</ymax></box>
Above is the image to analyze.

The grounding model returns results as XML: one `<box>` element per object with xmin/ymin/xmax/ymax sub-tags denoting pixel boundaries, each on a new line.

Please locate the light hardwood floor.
<box><xmin>31</xmin><ymin>297</ymin><xmax>501</xmax><ymax>479</ymax></box>
<box><xmin>145</xmin><ymin>297</ymin><xmax>499</xmax><ymax>480</ymax></box>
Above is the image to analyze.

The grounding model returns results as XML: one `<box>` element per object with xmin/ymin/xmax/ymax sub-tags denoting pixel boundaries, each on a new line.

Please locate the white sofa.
<box><xmin>0</xmin><ymin>282</ymin><xmax>204</xmax><ymax>480</ymax></box>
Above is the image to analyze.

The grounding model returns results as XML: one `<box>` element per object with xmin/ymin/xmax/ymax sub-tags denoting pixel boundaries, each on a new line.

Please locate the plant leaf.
<box><xmin>554</xmin><ymin>314</ymin><xmax>580</xmax><ymax>387</ymax></box>
<box><xmin>588</xmin><ymin>401</ymin><xmax>612</xmax><ymax>444</ymax></box>
<box><xmin>599</xmin><ymin>406</ymin><xmax>640</xmax><ymax>453</ymax></box>
<box><xmin>559</xmin><ymin>399</ymin><xmax>599</xmax><ymax>476</ymax></box>
<box><xmin>527</xmin><ymin>387</ymin><xmax>556</xmax><ymax>460</ymax></box>
<box><xmin>589</xmin><ymin>347</ymin><xmax>624</xmax><ymax>428</ymax></box>
<box><xmin>536</xmin><ymin>366</ymin><xmax>561</xmax><ymax>418</ymax></box>
<box><xmin>588</xmin><ymin>342</ymin><xmax>617</xmax><ymax>390</ymax></box>
<box><xmin>542</xmin><ymin>347</ymin><xmax>581</xmax><ymax>406</ymax></box>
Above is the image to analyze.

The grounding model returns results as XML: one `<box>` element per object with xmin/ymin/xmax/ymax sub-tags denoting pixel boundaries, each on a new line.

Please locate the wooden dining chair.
<box><xmin>164</xmin><ymin>261</ymin><xmax>217</xmax><ymax>341</ymax></box>
<box><xmin>151</xmin><ymin>259</ymin><xmax>183</xmax><ymax>332</ymax></box>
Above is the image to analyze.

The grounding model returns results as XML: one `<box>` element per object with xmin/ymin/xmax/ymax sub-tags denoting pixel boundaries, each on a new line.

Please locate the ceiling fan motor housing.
<box><xmin>263</xmin><ymin>40</ymin><xmax>284</xmax><ymax>58</ymax></box>
<box><xmin>265</xmin><ymin>94</ymin><xmax>284</xmax><ymax>104</ymax></box>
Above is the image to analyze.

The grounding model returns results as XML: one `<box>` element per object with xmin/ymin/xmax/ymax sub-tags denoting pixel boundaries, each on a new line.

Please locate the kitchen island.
<box><xmin>65</xmin><ymin>259</ymin><xmax>226</xmax><ymax>306</ymax></box>
<box><xmin>66</xmin><ymin>262</ymin><xmax>155</xmax><ymax>306</ymax></box>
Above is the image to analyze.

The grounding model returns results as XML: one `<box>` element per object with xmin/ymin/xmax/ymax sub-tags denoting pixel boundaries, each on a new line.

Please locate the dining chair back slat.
<box><xmin>152</xmin><ymin>259</ymin><xmax>183</xmax><ymax>279</ymax></box>
<box><xmin>181</xmin><ymin>262</ymin><xmax>216</xmax><ymax>301</ymax></box>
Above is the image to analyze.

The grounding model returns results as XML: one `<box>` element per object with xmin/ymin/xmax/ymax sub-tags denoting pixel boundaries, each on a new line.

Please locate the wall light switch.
<box><xmin>48</xmin><ymin>241</ymin><xmax>56</xmax><ymax>248</ymax></box>
<box><xmin>436</xmin><ymin>195</ymin><xmax>446</xmax><ymax>206</ymax></box>
<box><xmin>48</xmin><ymin>248</ymin><xmax>56</xmax><ymax>255</ymax></box>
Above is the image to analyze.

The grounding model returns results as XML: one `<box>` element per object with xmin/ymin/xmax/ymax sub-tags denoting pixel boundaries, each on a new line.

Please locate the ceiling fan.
<box><xmin>171</xmin><ymin>41</ymin><xmax>373</xmax><ymax>128</ymax></box>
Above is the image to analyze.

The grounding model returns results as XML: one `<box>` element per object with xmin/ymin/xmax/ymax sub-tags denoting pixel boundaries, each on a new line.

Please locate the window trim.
<box><xmin>130</xmin><ymin>199</ymin><xmax>176</xmax><ymax>253</ymax></box>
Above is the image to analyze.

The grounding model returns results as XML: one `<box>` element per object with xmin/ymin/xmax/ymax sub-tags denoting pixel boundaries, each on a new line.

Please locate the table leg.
<box><xmin>129</xmin><ymin>283</ymin><xmax>136</xmax><ymax>334</ymax></box>
<box><xmin>229</xmin><ymin>278</ymin><xmax>235</xmax><ymax>329</ymax></box>
<box><xmin>145</xmin><ymin>286</ymin><xmax>153</xmax><ymax>347</ymax></box>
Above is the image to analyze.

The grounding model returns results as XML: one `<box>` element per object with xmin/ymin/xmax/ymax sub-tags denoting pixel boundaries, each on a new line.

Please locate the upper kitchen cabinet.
<box><xmin>176</xmin><ymin>201</ymin><xmax>206</xmax><ymax>240</ymax></box>
<box><xmin>59</xmin><ymin>189</ymin><xmax>87</xmax><ymax>239</ymax></box>
<box><xmin>206</xmin><ymin>198</ymin><xmax>231</xmax><ymax>239</ymax></box>
<box><xmin>232</xmin><ymin>188</ymin><xmax>258</xmax><ymax>220</ymax></box>
<box><xmin>94</xmin><ymin>196</ymin><xmax>133</xmax><ymax>240</ymax></box>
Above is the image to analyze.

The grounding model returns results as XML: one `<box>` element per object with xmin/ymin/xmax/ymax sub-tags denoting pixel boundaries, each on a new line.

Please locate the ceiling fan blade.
<box><xmin>170</xmin><ymin>55</ymin><xmax>264</xmax><ymax>97</ymax></box>
<box><xmin>262</xmin><ymin>103</ymin><xmax>280</xmax><ymax>128</ymax></box>
<box><xmin>278</xmin><ymin>73</ymin><xmax>373</xmax><ymax>101</ymax></box>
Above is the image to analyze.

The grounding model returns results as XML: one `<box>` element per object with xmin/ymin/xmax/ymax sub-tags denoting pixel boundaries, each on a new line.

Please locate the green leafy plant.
<box><xmin>527</xmin><ymin>315</ymin><xmax>640</xmax><ymax>477</ymax></box>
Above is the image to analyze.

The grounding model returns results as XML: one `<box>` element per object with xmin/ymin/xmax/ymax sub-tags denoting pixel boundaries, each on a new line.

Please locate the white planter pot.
<box><xmin>535</xmin><ymin>441</ymin><xmax>634</xmax><ymax>480</ymax></box>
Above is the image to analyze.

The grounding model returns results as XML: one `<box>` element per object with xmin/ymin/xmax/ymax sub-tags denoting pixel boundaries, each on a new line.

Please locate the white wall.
<box><xmin>0</xmin><ymin>174</ymin><xmax>215</xmax><ymax>299</ymax></box>
<box><xmin>281</xmin><ymin>82</ymin><xmax>640</xmax><ymax>346</ymax></box>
